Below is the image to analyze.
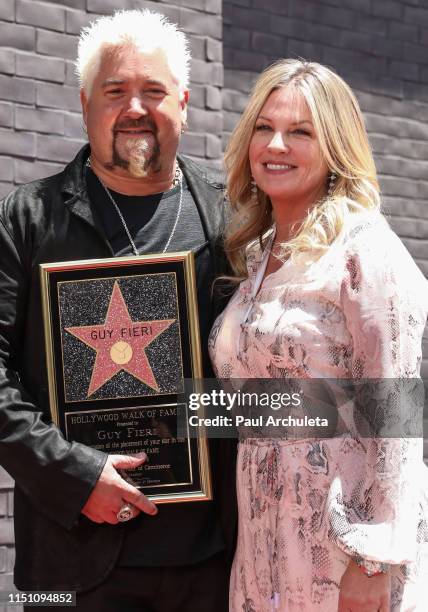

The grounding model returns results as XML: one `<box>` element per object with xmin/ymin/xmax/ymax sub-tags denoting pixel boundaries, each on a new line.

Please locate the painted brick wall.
<box><xmin>0</xmin><ymin>468</ymin><xmax>14</xmax><ymax>605</ymax></box>
<box><xmin>224</xmin><ymin>0</ymin><xmax>428</xmax><ymax>448</ymax></box>
<box><xmin>0</xmin><ymin>0</ymin><xmax>222</xmax><ymax>600</ymax></box>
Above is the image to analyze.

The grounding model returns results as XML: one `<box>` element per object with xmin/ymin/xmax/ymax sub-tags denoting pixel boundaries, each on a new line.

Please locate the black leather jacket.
<box><xmin>0</xmin><ymin>145</ymin><xmax>236</xmax><ymax>590</ymax></box>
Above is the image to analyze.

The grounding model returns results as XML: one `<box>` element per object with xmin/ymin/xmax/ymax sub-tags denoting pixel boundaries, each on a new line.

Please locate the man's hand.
<box><xmin>338</xmin><ymin>559</ymin><xmax>391</xmax><ymax>611</ymax></box>
<box><xmin>81</xmin><ymin>452</ymin><xmax>158</xmax><ymax>524</ymax></box>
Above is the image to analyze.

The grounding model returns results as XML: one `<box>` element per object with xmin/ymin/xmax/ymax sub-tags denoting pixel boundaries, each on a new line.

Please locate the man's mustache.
<box><xmin>113</xmin><ymin>118</ymin><xmax>158</xmax><ymax>133</ymax></box>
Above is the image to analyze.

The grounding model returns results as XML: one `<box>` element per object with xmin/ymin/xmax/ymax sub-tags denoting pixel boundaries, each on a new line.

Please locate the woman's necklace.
<box><xmin>86</xmin><ymin>159</ymin><xmax>183</xmax><ymax>256</ymax></box>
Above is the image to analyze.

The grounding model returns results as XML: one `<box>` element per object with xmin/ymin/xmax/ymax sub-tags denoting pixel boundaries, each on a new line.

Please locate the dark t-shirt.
<box><xmin>86</xmin><ymin>168</ymin><xmax>206</xmax><ymax>255</ymax></box>
<box><xmin>86</xmin><ymin>168</ymin><xmax>225</xmax><ymax>567</ymax></box>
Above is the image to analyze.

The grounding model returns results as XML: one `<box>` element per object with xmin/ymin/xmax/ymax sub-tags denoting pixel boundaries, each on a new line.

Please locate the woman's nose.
<box><xmin>267</xmin><ymin>131</ymin><xmax>289</xmax><ymax>152</ymax></box>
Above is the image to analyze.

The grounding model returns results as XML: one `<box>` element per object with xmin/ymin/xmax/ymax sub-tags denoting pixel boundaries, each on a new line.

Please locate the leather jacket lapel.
<box><xmin>179</xmin><ymin>155</ymin><xmax>225</xmax><ymax>241</ymax></box>
<box><xmin>60</xmin><ymin>144</ymin><xmax>113</xmax><ymax>254</ymax></box>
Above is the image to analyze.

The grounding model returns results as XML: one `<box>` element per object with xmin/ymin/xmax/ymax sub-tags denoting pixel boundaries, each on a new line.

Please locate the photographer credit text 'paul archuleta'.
<box><xmin>187</xmin><ymin>389</ymin><xmax>330</xmax><ymax>429</ymax></box>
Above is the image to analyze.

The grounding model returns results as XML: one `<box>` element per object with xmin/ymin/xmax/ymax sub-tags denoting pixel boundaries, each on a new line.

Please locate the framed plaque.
<box><xmin>40</xmin><ymin>252</ymin><xmax>211</xmax><ymax>503</ymax></box>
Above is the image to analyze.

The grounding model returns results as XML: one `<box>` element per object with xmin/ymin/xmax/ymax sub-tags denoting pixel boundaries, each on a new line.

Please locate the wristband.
<box><xmin>353</xmin><ymin>555</ymin><xmax>389</xmax><ymax>578</ymax></box>
<box><xmin>356</xmin><ymin>564</ymin><xmax>386</xmax><ymax>578</ymax></box>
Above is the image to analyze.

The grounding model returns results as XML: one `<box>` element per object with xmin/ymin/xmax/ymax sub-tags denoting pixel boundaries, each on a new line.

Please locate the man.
<box><xmin>0</xmin><ymin>10</ymin><xmax>235</xmax><ymax>611</ymax></box>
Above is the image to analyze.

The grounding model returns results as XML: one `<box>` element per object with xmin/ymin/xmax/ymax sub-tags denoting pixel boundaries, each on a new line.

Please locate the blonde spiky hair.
<box><xmin>75</xmin><ymin>9</ymin><xmax>190</xmax><ymax>97</ymax></box>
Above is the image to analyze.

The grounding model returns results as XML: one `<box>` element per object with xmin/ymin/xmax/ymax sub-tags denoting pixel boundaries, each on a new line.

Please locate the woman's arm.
<box><xmin>334</xmin><ymin>218</ymin><xmax>428</xmax><ymax>607</ymax></box>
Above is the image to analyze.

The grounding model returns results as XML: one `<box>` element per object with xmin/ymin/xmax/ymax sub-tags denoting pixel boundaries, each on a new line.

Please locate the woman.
<box><xmin>209</xmin><ymin>59</ymin><xmax>428</xmax><ymax>611</ymax></box>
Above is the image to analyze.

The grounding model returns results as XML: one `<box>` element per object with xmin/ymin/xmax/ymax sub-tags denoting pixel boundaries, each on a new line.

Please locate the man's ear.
<box><xmin>80</xmin><ymin>89</ymin><xmax>88</xmax><ymax>126</ymax></box>
<box><xmin>180</xmin><ymin>89</ymin><xmax>189</xmax><ymax>126</ymax></box>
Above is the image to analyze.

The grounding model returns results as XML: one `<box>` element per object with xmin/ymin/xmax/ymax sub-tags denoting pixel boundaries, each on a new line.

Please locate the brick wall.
<box><xmin>0</xmin><ymin>468</ymin><xmax>14</xmax><ymax>605</ymax></box>
<box><xmin>224</xmin><ymin>0</ymin><xmax>428</xmax><ymax>393</ymax></box>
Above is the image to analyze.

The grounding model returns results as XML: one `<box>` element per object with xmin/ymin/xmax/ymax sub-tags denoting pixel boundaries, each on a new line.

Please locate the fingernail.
<box><xmin>150</xmin><ymin>505</ymin><xmax>158</xmax><ymax>515</ymax></box>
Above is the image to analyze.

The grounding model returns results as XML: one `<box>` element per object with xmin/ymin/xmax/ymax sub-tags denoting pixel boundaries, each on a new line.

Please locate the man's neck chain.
<box><xmin>86</xmin><ymin>158</ymin><xmax>183</xmax><ymax>256</ymax></box>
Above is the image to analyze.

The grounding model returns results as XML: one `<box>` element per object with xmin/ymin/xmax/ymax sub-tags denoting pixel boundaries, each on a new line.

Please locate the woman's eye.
<box><xmin>293</xmin><ymin>128</ymin><xmax>311</xmax><ymax>136</ymax></box>
<box><xmin>106</xmin><ymin>89</ymin><xmax>123</xmax><ymax>95</ymax></box>
<box><xmin>255</xmin><ymin>124</ymin><xmax>271</xmax><ymax>131</ymax></box>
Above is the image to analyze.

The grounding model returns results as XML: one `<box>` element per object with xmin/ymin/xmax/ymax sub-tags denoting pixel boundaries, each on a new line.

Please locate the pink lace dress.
<box><xmin>209</xmin><ymin>212</ymin><xmax>428</xmax><ymax>611</ymax></box>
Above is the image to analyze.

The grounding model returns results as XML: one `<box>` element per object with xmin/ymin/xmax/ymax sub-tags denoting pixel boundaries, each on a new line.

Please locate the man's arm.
<box><xmin>0</xmin><ymin>207</ymin><xmax>156</xmax><ymax>528</ymax></box>
<box><xmin>0</xmin><ymin>212</ymin><xmax>110</xmax><ymax>528</ymax></box>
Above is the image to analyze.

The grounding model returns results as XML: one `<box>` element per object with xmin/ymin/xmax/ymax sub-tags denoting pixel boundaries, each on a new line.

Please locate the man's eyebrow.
<box><xmin>101</xmin><ymin>78</ymin><xmax>126</xmax><ymax>88</ymax></box>
<box><xmin>101</xmin><ymin>78</ymin><xmax>167</xmax><ymax>88</ymax></box>
<box><xmin>144</xmin><ymin>79</ymin><xmax>166</xmax><ymax>87</ymax></box>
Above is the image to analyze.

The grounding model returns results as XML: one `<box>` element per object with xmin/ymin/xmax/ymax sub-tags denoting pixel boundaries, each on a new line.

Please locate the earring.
<box><xmin>328</xmin><ymin>171</ymin><xmax>337</xmax><ymax>197</ymax></box>
<box><xmin>251</xmin><ymin>176</ymin><xmax>258</xmax><ymax>202</ymax></box>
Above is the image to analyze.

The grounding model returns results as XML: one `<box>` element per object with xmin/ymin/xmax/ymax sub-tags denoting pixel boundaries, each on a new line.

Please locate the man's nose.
<box><xmin>125</xmin><ymin>96</ymin><xmax>148</xmax><ymax>118</ymax></box>
<box><xmin>267</xmin><ymin>131</ymin><xmax>289</xmax><ymax>152</ymax></box>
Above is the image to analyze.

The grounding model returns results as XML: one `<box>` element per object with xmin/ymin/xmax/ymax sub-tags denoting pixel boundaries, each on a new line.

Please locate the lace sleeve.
<box><xmin>327</xmin><ymin>220</ymin><xmax>428</xmax><ymax>572</ymax></box>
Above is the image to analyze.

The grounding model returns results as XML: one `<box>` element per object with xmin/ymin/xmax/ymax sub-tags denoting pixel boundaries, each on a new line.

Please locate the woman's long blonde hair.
<box><xmin>224</xmin><ymin>59</ymin><xmax>380</xmax><ymax>277</ymax></box>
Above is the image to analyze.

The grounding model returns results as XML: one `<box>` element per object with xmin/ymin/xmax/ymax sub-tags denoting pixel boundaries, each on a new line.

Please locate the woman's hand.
<box><xmin>338</xmin><ymin>559</ymin><xmax>391</xmax><ymax>611</ymax></box>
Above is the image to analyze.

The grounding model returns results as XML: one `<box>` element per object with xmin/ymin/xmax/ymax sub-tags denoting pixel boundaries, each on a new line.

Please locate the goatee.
<box><xmin>105</xmin><ymin>118</ymin><xmax>161</xmax><ymax>177</ymax></box>
<box><xmin>125</xmin><ymin>137</ymin><xmax>161</xmax><ymax>177</ymax></box>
